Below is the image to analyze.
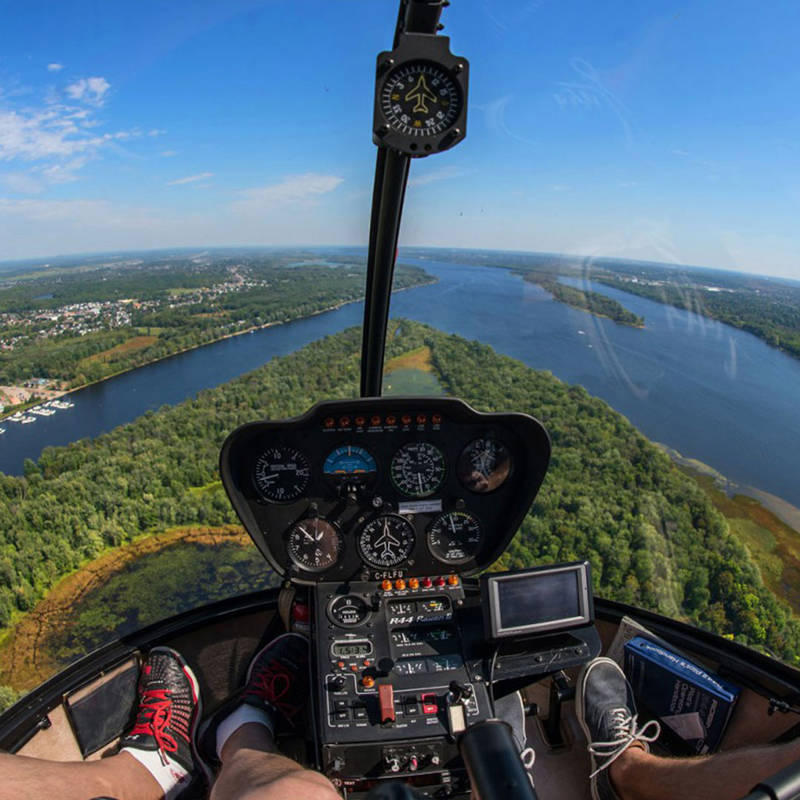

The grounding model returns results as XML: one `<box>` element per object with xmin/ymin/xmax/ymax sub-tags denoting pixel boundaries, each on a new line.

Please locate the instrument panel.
<box><xmin>220</xmin><ymin>398</ymin><xmax>550</xmax><ymax>583</ymax></box>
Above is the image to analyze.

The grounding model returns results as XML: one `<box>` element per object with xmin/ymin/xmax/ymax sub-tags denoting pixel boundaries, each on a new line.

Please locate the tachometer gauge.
<box><xmin>457</xmin><ymin>437</ymin><xmax>512</xmax><ymax>494</ymax></box>
<box><xmin>287</xmin><ymin>518</ymin><xmax>342</xmax><ymax>572</ymax></box>
<box><xmin>390</xmin><ymin>441</ymin><xmax>445</xmax><ymax>498</ymax></box>
<box><xmin>358</xmin><ymin>514</ymin><xmax>415</xmax><ymax>568</ymax></box>
<box><xmin>323</xmin><ymin>445</ymin><xmax>377</xmax><ymax>489</ymax></box>
<box><xmin>253</xmin><ymin>446</ymin><xmax>311</xmax><ymax>502</ymax></box>
<box><xmin>427</xmin><ymin>511</ymin><xmax>482</xmax><ymax>564</ymax></box>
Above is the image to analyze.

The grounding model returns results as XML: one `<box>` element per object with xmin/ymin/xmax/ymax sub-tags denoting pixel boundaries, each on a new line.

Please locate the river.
<box><xmin>2</xmin><ymin>257</ymin><xmax>800</xmax><ymax>510</ymax></box>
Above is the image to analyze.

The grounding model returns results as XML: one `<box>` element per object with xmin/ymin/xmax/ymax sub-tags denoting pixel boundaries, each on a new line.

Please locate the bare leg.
<box><xmin>0</xmin><ymin>750</ymin><xmax>162</xmax><ymax>800</ymax></box>
<box><xmin>610</xmin><ymin>739</ymin><xmax>800</xmax><ymax>800</ymax></box>
<box><xmin>210</xmin><ymin>722</ymin><xmax>339</xmax><ymax>800</ymax></box>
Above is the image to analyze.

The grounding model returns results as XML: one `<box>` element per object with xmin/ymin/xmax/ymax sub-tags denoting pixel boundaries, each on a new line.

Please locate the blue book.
<box><xmin>624</xmin><ymin>636</ymin><xmax>740</xmax><ymax>754</ymax></box>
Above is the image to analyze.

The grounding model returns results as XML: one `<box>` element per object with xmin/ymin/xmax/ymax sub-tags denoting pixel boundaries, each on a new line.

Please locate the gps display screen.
<box><xmin>497</xmin><ymin>569</ymin><xmax>582</xmax><ymax>631</ymax></box>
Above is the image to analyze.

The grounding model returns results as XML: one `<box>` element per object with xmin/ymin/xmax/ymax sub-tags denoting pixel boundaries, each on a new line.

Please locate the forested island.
<box><xmin>401</xmin><ymin>247</ymin><xmax>800</xmax><ymax>360</ymax></box>
<box><xmin>0</xmin><ymin>250</ymin><xmax>432</xmax><ymax>409</ymax></box>
<box><xmin>1</xmin><ymin>320</ymin><xmax>798</xmax><ymax>705</ymax></box>
<box><xmin>523</xmin><ymin>274</ymin><xmax>644</xmax><ymax>327</ymax></box>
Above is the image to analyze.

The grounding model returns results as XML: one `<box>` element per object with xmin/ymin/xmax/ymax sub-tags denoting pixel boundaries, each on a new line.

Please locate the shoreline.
<box><xmin>658</xmin><ymin>443</ymin><xmax>800</xmax><ymax>534</ymax></box>
<box><xmin>0</xmin><ymin>278</ymin><xmax>437</xmax><ymax>423</ymax></box>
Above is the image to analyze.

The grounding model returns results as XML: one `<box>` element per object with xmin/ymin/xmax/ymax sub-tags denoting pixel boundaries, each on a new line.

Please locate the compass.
<box><xmin>374</xmin><ymin>34</ymin><xmax>468</xmax><ymax>156</ymax></box>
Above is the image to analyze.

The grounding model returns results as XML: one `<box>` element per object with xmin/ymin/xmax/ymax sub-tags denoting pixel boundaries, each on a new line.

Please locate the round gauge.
<box><xmin>323</xmin><ymin>445</ymin><xmax>377</xmax><ymax>486</ymax></box>
<box><xmin>457</xmin><ymin>438</ymin><xmax>512</xmax><ymax>494</ymax></box>
<box><xmin>253</xmin><ymin>446</ymin><xmax>311</xmax><ymax>502</ymax></box>
<box><xmin>390</xmin><ymin>442</ymin><xmax>446</xmax><ymax>498</ymax></box>
<box><xmin>427</xmin><ymin>511</ymin><xmax>483</xmax><ymax>564</ymax></box>
<box><xmin>286</xmin><ymin>518</ymin><xmax>342</xmax><ymax>573</ymax></box>
<box><xmin>358</xmin><ymin>514</ymin><xmax>415</xmax><ymax>569</ymax></box>
<box><xmin>328</xmin><ymin>595</ymin><xmax>371</xmax><ymax>627</ymax></box>
<box><xmin>380</xmin><ymin>61</ymin><xmax>462</xmax><ymax>139</ymax></box>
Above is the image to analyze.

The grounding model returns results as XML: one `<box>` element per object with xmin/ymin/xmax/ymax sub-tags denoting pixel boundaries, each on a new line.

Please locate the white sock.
<box><xmin>122</xmin><ymin>746</ymin><xmax>191</xmax><ymax>800</ymax></box>
<box><xmin>215</xmin><ymin>704</ymin><xmax>275</xmax><ymax>760</ymax></box>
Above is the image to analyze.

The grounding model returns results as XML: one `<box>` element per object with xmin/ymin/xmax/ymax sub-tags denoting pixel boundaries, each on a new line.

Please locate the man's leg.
<box><xmin>200</xmin><ymin>632</ymin><xmax>339</xmax><ymax>800</ymax></box>
<box><xmin>577</xmin><ymin>656</ymin><xmax>800</xmax><ymax>800</ymax></box>
<box><xmin>209</xmin><ymin>723</ymin><xmax>338</xmax><ymax>800</ymax></box>
<box><xmin>609</xmin><ymin>738</ymin><xmax>800</xmax><ymax>800</ymax></box>
<box><xmin>0</xmin><ymin>646</ymin><xmax>202</xmax><ymax>800</ymax></box>
<box><xmin>0</xmin><ymin>750</ymin><xmax>162</xmax><ymax>800</ymax></box>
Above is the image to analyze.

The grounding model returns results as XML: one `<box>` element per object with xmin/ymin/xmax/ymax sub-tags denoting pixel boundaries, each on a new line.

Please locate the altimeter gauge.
<box><xmin>390</xmin><ymin>441</ymin><xmax>446</xmax><ymax>497</ymax></box>
<box><xmin>427</xmin><ymin>511</ymin><xmax>482</xmax><ymax>564</ymax></box>
<box><xmin>358</xmin><ymin>514</ymin><xmax>415</xmax><ymax>568</ymax></box>
<box><xmin>253</xmin><ymin>446</ymin><xmax>311</xmax><ymax>503</ymax></box>
<box><xmin>287</xmin><ymin>518</ymin><xmax>342</xmax><ymax>572</ymax></box>
<box><xmin>457</xmin><ymin>437</ymin><xmax>512</xmax><ymax>494</ymax></box>
<box><xmin>374</xmin><ymin>34</ymin><xmax>469</xmax><ymax>156</ymax></box>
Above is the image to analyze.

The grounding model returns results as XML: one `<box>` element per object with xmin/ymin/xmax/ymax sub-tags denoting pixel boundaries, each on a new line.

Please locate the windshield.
<box><xmin>1</xmin><ymin>0</ymin><xmax>799</xmax><ymax>706</ymax></box>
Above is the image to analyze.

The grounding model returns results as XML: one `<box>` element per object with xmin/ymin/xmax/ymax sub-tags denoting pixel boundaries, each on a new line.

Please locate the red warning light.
<box><xmin>324</xmin><ymin>417</ymin><xmax>335</xmax><ymax>429</ymax></box>
<box><xmin>432</xmin><ymin>414</ymin><xmax>442</xmax><ymax>425</ymax></box>
<box><xmin>340</xmin><ymin>416</ymin><xmax>351</xmax><ymax>427</ymax></box>
<box><xmin>355</xmin><ymin>416</ymin><xmax>366</xmax><ymax>427</ymax></box>
<box><xmin>401</xmin><ymin>414</ymin><xmax>412</xmax><ymax>425</ymax></box>
<box><xmin>371</xmin><ymin>415</ymin><xmax>382</xmax><ymax>426</ymax></box>
<box><xmin>416</xmin><ymin>414</ymin><xmax>427</xmax><ymax>425</ymax></box>
<box><xmin>386</xmin><ymin>415</ymin><xmax>396</xmax><ymax>425</ymax></box>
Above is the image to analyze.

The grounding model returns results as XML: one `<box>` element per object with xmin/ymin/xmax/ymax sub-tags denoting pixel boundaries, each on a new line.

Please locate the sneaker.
<box><xmin>241</xmin><ymin>631</ymin><xmax>310</xmax><ymax>723</ymax></box>
<box><xmin>120</xmin><ymin>647</ymin><xmax>202</xmax><ymax>798</ymax></box>
<box><xmin>576</xmin><ymin>657</ymin><xmax>660</xmax><ymax>800</ymax></box>
<box><xmin>197</xmin><ymin>632</ymin><xmax>309</xmax><ymax>778</ymax></box>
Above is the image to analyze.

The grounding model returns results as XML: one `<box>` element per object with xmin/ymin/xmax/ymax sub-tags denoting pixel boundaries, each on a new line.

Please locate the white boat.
<box><xmin>31</xmin><ymin>407</ymin><xmax>55</xmax><ymax>416</ymax></box>
<box><xmin>9</xmin><ymin>412</ymin><xmax>24</xmax><ymax>421</ymax></box>
<box><xmin>20</xmin><ymin>416</ymin><xmax>35</xmax><ymax>424</ymax></box>
<box><xmin>0</xmin><ymin>427</ymin><xmax>5</xmax><ymax>434</ymax></box>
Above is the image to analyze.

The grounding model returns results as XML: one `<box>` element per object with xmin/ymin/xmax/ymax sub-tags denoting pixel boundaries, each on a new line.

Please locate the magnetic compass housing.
<box><xmin>373</xmin><ymin>33</ymin><xmax>469</xmax><ymax>157</ymax></box>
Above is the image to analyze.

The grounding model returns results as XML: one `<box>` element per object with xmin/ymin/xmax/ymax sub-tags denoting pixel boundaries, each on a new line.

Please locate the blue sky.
<box><xmin>0</xmin><ymin>0</ymin><xmax>798</xmax><ymax>277</ymax></box>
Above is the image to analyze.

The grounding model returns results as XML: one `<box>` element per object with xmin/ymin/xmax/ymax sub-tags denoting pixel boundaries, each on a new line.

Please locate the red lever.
<box><xmin>379</xmin><ymin>684</ymin><xmax>396</xmax><ymax>724</ymax></box>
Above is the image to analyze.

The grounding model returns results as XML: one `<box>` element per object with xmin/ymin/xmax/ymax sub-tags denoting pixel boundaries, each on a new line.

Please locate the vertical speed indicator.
<box><xmin>390</xmin><ymin>442</ymin><xmax>445</xmax><ymax>497</ymax></box>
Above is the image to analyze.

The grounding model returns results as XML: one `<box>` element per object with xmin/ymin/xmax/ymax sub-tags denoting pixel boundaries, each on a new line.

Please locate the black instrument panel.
<box><xmin>220</xmin><ymin>398</ymin><xmax>550</xmax><ymax>583</ymax></box>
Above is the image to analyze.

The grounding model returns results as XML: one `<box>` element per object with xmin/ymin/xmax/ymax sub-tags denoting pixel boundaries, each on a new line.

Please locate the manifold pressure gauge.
<box><xmin>374</xmin><ymin>33</ymin><xmax>469</xmax><ymax>157</ymax></box>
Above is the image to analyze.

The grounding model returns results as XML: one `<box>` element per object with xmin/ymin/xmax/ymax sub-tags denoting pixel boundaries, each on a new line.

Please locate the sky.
<box><xmin>0</xmin><ymin>0</ymin><xmax>798</xmax><ymax>278</ymax></box>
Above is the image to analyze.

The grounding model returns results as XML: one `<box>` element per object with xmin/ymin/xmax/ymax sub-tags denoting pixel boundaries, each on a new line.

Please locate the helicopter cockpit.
<box><xmin>3</xmin><ymin>2</ymin><xmax>800</xmax><ymax>800</ymax></box>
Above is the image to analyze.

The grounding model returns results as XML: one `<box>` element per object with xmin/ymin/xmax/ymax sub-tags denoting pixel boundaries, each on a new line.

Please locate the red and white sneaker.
<box><xmin>121</xmin><ymin>647</ymin><xmax>202</xmax><ymax>799</ymax></box>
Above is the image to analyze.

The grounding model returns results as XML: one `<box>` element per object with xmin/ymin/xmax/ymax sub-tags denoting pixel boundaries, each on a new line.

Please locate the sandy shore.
<box><xmin>658</xmin><ymin>443</ymin><xmax>800</xmax><ymax>534</ymax></box>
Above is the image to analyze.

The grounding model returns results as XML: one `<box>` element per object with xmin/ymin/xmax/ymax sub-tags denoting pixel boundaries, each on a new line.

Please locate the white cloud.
<box><xmin>65</xmin><ymin>76</ymin><xmax>111</xmax><ymax>106</ymax></box>
<box><xmin>160</xmin><ymin>150</ymin><xmax>178</xmax><ymax>157</ymax></box>
<box><xmin>148</xmin><ymin>128</ymin><xmax>165</xmax><ymax>137</ymax></box>
<box><xmin>167</xmin><ymin>171</ymin><xmax>214</xmax><ymax>186</ymax></box>
<box><xmin>231</xmin><ymin>173</ymin><xmax>344</xmax><ymax>215</ymax></box>
<box><xmin>1</xmin><ymin>172</ymin><xmax>45</xmax><ymax>194</ymax></box>
<box><xmin>407</xmin><ymin>165</ymin><xmax>467</xmax><ymax>188</ymax></box>
<box><xmin>46</xmin><ymin>63</ymin><xmax>64</xmax><ymax>72</ymax></box>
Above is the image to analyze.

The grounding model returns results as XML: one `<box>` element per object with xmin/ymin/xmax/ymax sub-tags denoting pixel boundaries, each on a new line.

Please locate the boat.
<box><xmin>20</xmin><ymin>416</ymin><xmax>35</xmax><ymax>424</ymax></box>
<box><xmin>0</xmin><ymin>428</ymin><xmax>5</xmax><ymax>435</ymax></box>
<box><xmin>0</xmin><ymin>4</ymin><xmax>797</xmax><ymax>800</ymax></box>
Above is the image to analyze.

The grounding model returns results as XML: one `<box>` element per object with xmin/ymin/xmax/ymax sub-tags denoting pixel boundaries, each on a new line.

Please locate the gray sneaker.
<box><xmin>576</xmin><ymin>657</ymin><xmax>660</xmax><ymax>800</ymax></box>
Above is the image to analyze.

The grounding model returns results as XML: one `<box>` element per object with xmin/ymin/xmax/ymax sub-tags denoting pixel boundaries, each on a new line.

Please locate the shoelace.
<box><xmin>129</xmin><ymin>688</ymin><xmax>180</xmax><ymax>766</ymax></box>
<box><xmin>244</xmin><ymin>661</ymin><xmax>296</xmax><ymax>718</ymax></box>
<box><xmin>588</xmin><ymin>708</ymin><xmax>661</xmax><ymax>779</ymax></box>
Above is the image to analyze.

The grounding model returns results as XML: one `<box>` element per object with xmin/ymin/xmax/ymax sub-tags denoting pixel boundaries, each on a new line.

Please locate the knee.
<box><xmin>241</xmin><ymin>768</ymin><xmax>341</xmax><ymax>800</ymax></box>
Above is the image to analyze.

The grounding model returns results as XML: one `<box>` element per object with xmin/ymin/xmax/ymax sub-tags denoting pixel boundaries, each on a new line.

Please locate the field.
<box><xmin>78</xmin><ymin>335</ymin><xmax>158</xmax><ymax>366</ymax></box>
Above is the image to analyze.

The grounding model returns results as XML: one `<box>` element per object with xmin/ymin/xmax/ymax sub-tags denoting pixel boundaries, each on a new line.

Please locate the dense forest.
<box><xmin>523</xmin><ymin>274</ymin><xmax>644</xmax><ymax>327</ymax></box>
<box><xmin>0</xmin><ymin>254</ymin><xmax>431</xmax><ymax>389</ymax></box>
<box><xmin>0</xmin><ymin>320</ymin><xmax>798</xmax><ymax>709</ymax></box>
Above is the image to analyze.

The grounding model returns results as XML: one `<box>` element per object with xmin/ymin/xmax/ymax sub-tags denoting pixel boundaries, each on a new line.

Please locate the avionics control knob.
<box><xmin>332</xmin><ymin>756</ymin><xmax>346</xmax><ymax>772</ymax></box>
<box><xmin>385</xmin><ymin>756</ymin><xmax>402</xmax><ymax>773</ymax></box>
<box><xmin>327</xmin><ymin>676</ymin><xmax>346</xmax><ymax>692</ymax></box>
<box><xmin>408</xmin><ymin>755</ymin><xmax>419</xmax><ymax>772</ymax></box>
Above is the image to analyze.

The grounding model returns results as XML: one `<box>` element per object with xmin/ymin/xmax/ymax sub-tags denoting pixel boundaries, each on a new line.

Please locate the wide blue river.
<box><xmin>2</xmin><ymin>258</ymin><xmax>800</xmax><ymax>509</ymax></box>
